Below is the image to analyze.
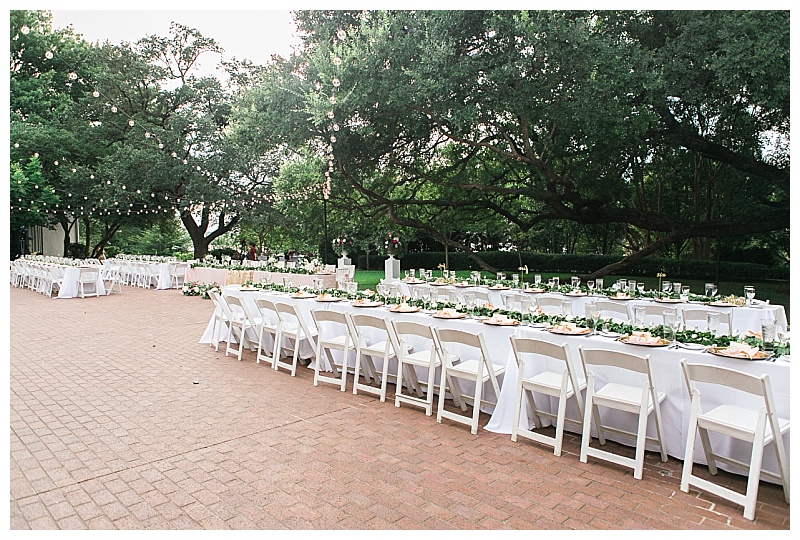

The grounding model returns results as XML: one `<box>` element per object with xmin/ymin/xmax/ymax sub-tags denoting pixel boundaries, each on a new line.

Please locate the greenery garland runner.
<box><xmin>228</xmin><ymin>280</ymin><xmax>782</xmax><ymax>355</ymax></box>
<box><xmin>181</xmin><ymin>281</ymin><xmax>221</xmax><ymax>299</ymax></box>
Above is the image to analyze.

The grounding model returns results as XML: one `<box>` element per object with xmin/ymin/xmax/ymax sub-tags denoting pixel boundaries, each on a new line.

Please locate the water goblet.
<box><xmin>512</xmin><ymin>274</ymin><xmax>520</xmax><ymax>288</ymax></box>
<box><xmin>681</xmin><ymin>286</ymin><xmax>690</xmax><ymax>302</ymax></box>
<box><xmin>662</xmin><ymin>281</ymin><xmax>672</xmax><ymax>294</ymax></box>
<box><xmin>571</xmin><ymin>276</ymin><xmax>580</xmax><ymax>289</ymax></box>
<box><xmin>283</xmin><ymin>276</ymin><xmax>293</xmax><ymax>289</ymax></box>
<box><xmin>709</xmin><ymin>283</ymin><xmax>718</xmax><ymax>298</ymax></box>
<box><xmin>595</xmin><ymin>277</ymin><xmax>604</xmax><ymax>290</ymax></box>
<box><xmin>628</xmin><ymin>280</ymin><xmax>637</xmax><ymax>294</ymax></box>
<box><xmin>347</xmin><ymin>281</ymin><xmax>358</xmax><ymax>296</ymax></box>
<box><xmin>637</xmin><ymin>282</ymin><xmax>645</xmax><ymax>296</ymax></box>
<box><xmin>534</xmin><ymin>274</ymin><xmax>542</xmax><ymax>286</ymax></box>
<box><xmin>704</xmin><ymin>282</ymin><xmax>714</xmax><ymax>296</ymax></box>
<box><xmin>587</xmin><ymin>280</ymin><xmax>595</xmax><ymax>294</ymax></box>
<box><xmin>497</xmin><ymin>272</ymin><xmax>505</xmax><ymax>282</ymax></box>
<box><xmin>744</xmin><ymin>286</ymin><xmax>756</xmax><ymax>306</ymax></box>
<box><xmin>426</xmin><ymin>270</ymin><xmax>433</xmax><ymax>281</ymax></box>
<box><xmin>552</xmin><ymin>276</ymin><xmax>560</xmax><ymax>287</ymax></box>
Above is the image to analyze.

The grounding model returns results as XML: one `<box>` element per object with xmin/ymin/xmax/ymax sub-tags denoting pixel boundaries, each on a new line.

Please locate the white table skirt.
<box><xmin>56</xmin><ymin>267</ymin><xmax>107</xmax><ymax>298</ymax></box>
<box><xmin>187</xmin><ymin>267</ymin><xmax>337</xmax><ymax>289</ymax></box>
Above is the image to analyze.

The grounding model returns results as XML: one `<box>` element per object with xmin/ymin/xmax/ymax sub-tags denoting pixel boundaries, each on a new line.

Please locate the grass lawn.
<box><xmin>353</xmin><ymin>269</ymin><xmax>790</xmax><ymax>321</ymax></box>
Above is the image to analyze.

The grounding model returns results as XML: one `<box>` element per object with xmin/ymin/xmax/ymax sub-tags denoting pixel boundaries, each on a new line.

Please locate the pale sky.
<box><xmin>50</xmin><ymin>9</ymin><xmax>300</xmax><ymax>80</ymax></box>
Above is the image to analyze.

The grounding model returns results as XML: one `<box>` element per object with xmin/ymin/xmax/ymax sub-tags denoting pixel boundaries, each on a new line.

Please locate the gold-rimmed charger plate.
<box><xmin>706</xmin><ymin>346</ymin><xmax>771</xmax><ymax>360</ymax></box>
<box><xmin>619</xmin><ymin>336</ymin><xmax>670</xmax><ymax>347</ymax></box>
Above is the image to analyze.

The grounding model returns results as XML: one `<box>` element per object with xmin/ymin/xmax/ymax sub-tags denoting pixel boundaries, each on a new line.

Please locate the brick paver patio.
<box><xmin>9</xmin><ymin>285</ymin><xmax>790</xmax><ymax>530</ymax></box>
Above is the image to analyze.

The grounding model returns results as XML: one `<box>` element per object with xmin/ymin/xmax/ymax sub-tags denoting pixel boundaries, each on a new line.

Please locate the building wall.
<box><xmin>28</xmin><ymin>222</ymin><xmax>79</xmax><ymax>256</ymax></box>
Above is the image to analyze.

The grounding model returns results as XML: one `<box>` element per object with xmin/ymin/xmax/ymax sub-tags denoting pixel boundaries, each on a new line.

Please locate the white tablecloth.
<box><xmin>186</xmin><ymin>267</ymin><xmax>337</xmax><ymax>289</ymax></box>
<box><xmin>395</xmin><ymin>282</ymin><xmax>788</xmax><ymax>335</ymax></box>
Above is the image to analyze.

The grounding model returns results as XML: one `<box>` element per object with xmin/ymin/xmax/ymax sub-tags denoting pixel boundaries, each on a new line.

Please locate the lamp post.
<box><xmin>322</xmin><ymin>182</ymin><xmax>330</xmax><ymax>265</ymax></box>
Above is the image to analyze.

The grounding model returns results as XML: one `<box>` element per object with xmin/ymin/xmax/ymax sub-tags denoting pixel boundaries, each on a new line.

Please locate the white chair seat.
<box><xmin>700</xmin><ymin>405</ymin><xmax>788</xmax><ymax>443</ymax></box>
<box><xmin>594</xmin><ymin>383</ymin><xmax>664</xmax><ymax>412</ymax></box>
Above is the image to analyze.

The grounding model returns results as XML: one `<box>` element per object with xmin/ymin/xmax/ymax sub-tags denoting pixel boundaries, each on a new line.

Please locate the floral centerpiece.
<box><xmin>332</xmin><ymin>236</ymin><xmax>354</xmax><ymax>257</ymax></box>
<box><xmin>382</xmin><ymin>231</ymin><xmax>403</xmax><ymax>257</ymax></box>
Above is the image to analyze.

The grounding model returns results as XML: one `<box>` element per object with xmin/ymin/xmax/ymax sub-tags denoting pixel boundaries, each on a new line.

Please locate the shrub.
<box><xmin>363</xmin><ymin>250</ymin><xmax>788</xmax><ymax>282</ymax></box>
<box><xmin>67</xmin><ymin>242</ymin><xmax>88</xmax><ymax>259</ymax></box>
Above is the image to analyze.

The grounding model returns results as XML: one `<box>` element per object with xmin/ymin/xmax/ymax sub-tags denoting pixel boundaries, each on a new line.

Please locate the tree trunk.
<box><xmin>90</xmin><ymin>223</ymin><xmax>121</xmax><ymax>258</ymax></box>
<box><xmin>83</xmin><ymin>217</ymin><xmax>91</xmax><ymax>255</ymax></box>
<box><xmin>59</xmin><ymin>216</ymin><xmax>77</xmax><ymax>257</ymax></box>
<box><xmin>180</xmin><ymin>207</ymin><xmax>240</xmax><ymax>260</ymax></box>
<box><xmin>586</xmin><ymin>232</ymin><xmax>680</xmax><ymax>280</ymax></box>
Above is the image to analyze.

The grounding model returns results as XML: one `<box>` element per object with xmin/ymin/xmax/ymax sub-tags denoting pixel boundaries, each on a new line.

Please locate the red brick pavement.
<box><xmin>8</xmin><ymin>285</ymin><xmax>790</xmax><ymax>530</ymax></box>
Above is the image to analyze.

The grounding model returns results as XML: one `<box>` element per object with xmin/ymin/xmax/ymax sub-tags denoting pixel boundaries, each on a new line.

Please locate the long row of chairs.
<box><xmin>112</xmin><ymin>260</ymin><xmax>188</xmax><ymax>289</ymax></box>
<box><xmin>204</xmin><ymin>292</ymin><xmax>789</xmax><ymax>521</ymax></box>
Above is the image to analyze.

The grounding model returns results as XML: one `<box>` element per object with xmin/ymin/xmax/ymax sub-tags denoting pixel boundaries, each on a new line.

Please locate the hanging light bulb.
<box><xmin>111</xmin><ymin>106</ymin><xmax>117</xmax><ymax>113</ymax></box>
<box><xmin>92</xmin><ymin>90</ymin><xmax>99</xmax><ymax>98</ymax></box>
<box><xmin>329</xmin><ymin>96</ymin><xmax>337</xmax><ymax>104</ymax></box>
<box><xmin>20</xmin><ymin>25</ymin><xmax>30</xmax><ymax>35</ymax></box>
<box><xmin>332</xmin><ymin>77</ymin><xmax>340</xmax><ymax>87</ymax></box>
<box><xmin>128</xmin><ymin>120</ymin><xmax>135</xmax><ymax>127</ymax></box>
<box><xmin>45</xmin><ymin>51</ymin><xmax>53</xmax><ymax>60</ymax></box>
<box><xmin>68</xmin><ymin>72</ymin><xmax>78</xmax><ymax>80</ymax></box>
<box><xmin>333</xmin><ymin>124</ymin><xmax>340</xmax><ymax>131</ymax></box>
<box><xmin>337</xmin><ymin>29</ymin><xmax>346</xmax><ymax>40</ymax></box>
<box><xmin>333</xmin><ymin>56</ymin><xmax>342</xmax><ymax>66</ymax></box>
<box><xmin>326</xmin><ymin>110</ymin><xmax>334</xmax><ymax>119</ymax></box>
<box><xmin>330</xmin><ymin>135</ymin><xmax>336</xmax><ymax>143</ymax></box>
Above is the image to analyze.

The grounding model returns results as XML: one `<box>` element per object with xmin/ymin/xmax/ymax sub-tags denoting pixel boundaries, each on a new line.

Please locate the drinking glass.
<box><xmin>617</xmin><ymin>279</ymin><xmax>627</xmax><ymax>292</ymax></box>
<box><xmin>561</xmin><ymin>298</ymin><xmax>573</xmax><ymax>317</ymax></box>
<box><xmin>404</xmin><ymin>269</ymin><xmax>411</xmax><ymax>280</ymax></box>
<box><xmin>534</xmin><ymin>274</ymin><xmax>542</xmax><ymax>285</ymax></box>
<box><xmin>376</xmin><ymin>283</ymin><xmax>387</xmax><ymax>297</ymax></box>
<box><xmin>512</xmin><ymin>274</ymin><xmax>520</xmax><ymax>287</ymax></box>
<box><xmin>426</xmin><ymin>270</ymin><xmax>433</xmax><ymax>280</ymax></box>
<box><xmin>464</xmin><ymin>291</ymin><xmax>476</xmax><ymax>318</ymax></box>
<box><xmin>552</xmin><ymin>276</ymin><xmax>560</xmax><ymax>287</ymax></box>
<box><xmin>744</xmin><ymin>286</ymin><xmax>756</xmax><ymax>306</ymax></box>
<box><xmin>410</xmin><ymin>269</ymin><xmax>416</xmax><ymax>279</ymax></box>
<box><xmin>497</xmin><ymin>272</ymin><xmax>505</xmax><ymax>282</ymax></box>
<box><xmin>704</xmin><ymin>282</ymin><xmax>714</xmax><ymax>296</ymax></box>
<box><xmin>520</xmin><ymin>297</ymin><xmax>532</xmax><ymax>325</ymax></box>
<box><xmin>663</xmin><ymin>309</ymin><xmax>678</xmax><ymax>342</ymax></box>
<box><xmin>585</xmin><ymin>302</ymin><xmax>599</xmax><ymax>335</ymax></box>
<box><xmin>571</xmin><ymin>276</ymin><xmax>580</xmax><ymax>289</ymax></box>
<box><xmin>707</xmin><ymin>312</ymin><xmax>721</xmax><ymax>337</ymax></box>
<box><xmin>587</xmin><ymin>280</ymin><xmax>595</xmax><ymax>294</ymax></box>
<box><xmin>595</xmin><ymin>277</ymin><xmax>604</xmax><ymax>290</ymax></box>
<box><xmin>283</xmin><ymin>276</ymin><xmax>293</xmax><ymax>288</ymax></box>
<box><xmin>628</xmin><ymin>280</ymin><xmax>637</xmax><ymax>294</ymax></box>
<box><xmin>503</xmin><ymin>293</ymin><xmax>514</xmax><ymax>312</ymax></box>
<box><xmin>418</xmin><ymin>269</ymin><xmax>426</xmax><ymax>281</ymax></box>
<box><xmin>672</xmin><ymin>282</ymin><xmax>682</xmax><ymax>297</ymax></box>
<box><xmin>637</xmin><ymin>282</ymin><xmax>645</xmax><ymax>296</ymax></box>
<box><xmin>761</xmin><ymin>319</ymin><xmax>776</xmax><ymax>353</ymax></box>
<box><xmin>709</xmin><ymin>283</ymin><xmax>718</xmax><ymax>298</ymax></box>
<box><xmin>347</xmin><ymin>281</ymin><xmax>358</xmax><ymax>295</ymax></box>
<box><xmin>662</xmin><ymin>281</ymin><xmax>672</xmax><ymax>294</ymax></box>
<box><xmin>633</xmin><ymin>305</ymin><xmax>645</xmax><ymax>327</ymax></box>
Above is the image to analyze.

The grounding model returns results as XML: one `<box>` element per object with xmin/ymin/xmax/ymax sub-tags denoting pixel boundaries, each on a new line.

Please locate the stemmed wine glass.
<box><xmin>637</xmin><ymin>282</ymin><xmax>645</xmax><ymax>296</ymax></box>
<box><xmin>587</xmin><ymin>280</ymin><xmax>595</xmax><ymax>295</ymax></box>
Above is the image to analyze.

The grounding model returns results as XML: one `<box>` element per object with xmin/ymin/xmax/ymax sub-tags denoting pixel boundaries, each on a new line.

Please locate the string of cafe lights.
<box><xmin>320</xmin><ymin>27</ymin><xmax>348</xmax><ymax>201</ymax></box>
<box><xmin>10</xmin><ymin>22</ymin><xmax>325</xmax><ymax>219</ymax></box>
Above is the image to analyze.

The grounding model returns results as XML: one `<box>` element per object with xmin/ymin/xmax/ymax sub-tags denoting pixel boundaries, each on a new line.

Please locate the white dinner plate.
<box><xmin>598</xmin><ymin>331</ymin><xmax>620</xmax><ymax>338</ymax></box>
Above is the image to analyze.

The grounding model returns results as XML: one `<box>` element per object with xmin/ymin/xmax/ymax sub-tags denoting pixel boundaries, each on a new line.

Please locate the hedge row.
<box><xmin>357</xmin><ymin>251</ymin><xmax>788</xmax><ymax>282</ymax></box>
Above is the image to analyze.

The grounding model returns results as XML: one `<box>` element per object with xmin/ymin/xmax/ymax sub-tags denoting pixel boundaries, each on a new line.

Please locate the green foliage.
<box><xmin>381</xmin><ymin>251</ymin><xmax>788</xmax><ymax>282</ymax></box>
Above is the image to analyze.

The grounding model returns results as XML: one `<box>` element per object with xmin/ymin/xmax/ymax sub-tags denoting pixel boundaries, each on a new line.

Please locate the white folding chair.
<box><xmin>433</xmin><ymin>327</ymin><xmax>505</xmax><ymax>434</ymax></box>
<box><xmin>594</xmin><ymin>300</ymin><xmax>632</xmax><ymax>323</ymax></box>
<box><xmin>101</xmin><ymin>265</ymin><xmax>122</xmax><ymax>295</ymax></box>
<box><xmin>223</xmin><ymin>295</ymin><xmax>256</xmax><ymax>361</ymax></box>
<box><xmin>254</xmin><ymin>298</ymin><xmax>280</xmax><ymax>366</ymax></box>
<box><xmin>311</xmin><ymin>309</ymin><xmax>354</xmax><ymax>391</ymax></box>
<box><xmin>78</xmin><ymin>267</ymin><xmax>100</xmax><ymax>298</ymax></box>
<box><xmin>207</xmin><ymin>291</ymin><xmax>230</xmax><ymax>352</ymax></box>
<box><xmin>680</xmin><ymin>360</ymin><xmax>790</xmax><ymax>520</ymax></box>
<box><xmin>510</xmin><ymin>336</ymin><xmax>587</xmax><ymax>456</ymax></box>
<box><xmin>345</xmin><ymin>313</ymin><xmax>396</xmax><ymax>402</ymax></box>
<box><xmin>170</xmin><ymin>262</ymin><xmax>188</xmax><ymax>289</ymax></box>
<box><xmin>682</xmin><ymin>309</ymin><xmax>732</xmax><ymax>334</ymax></box>
<box><xmin>273</xmin><ymin>302</ymin><xmax>317</xmax><ymax>376</ymax></box>
<box><xmin>535</xmin><ymin>296</ymin><xmax>565</xmax><ymax>315</ymax></box>
<box><xmin>640</xmin><ymin>304</ymin><xmax>674</xmax><ymax>326</ymax></box>
<box><xmin>39</xmin><ymin>266</ymin><xmax>61</xmax><ymax>298</ymax></box>
<box><xmin>578</xmin><ymin>347</ymin><xmax>667</xmax><ymax>480</ymax></box>
<box><xmin>390</xmin><ymin>320</ymin><xmax>445</xmax><ymax>416</ymax></box>
<box><xmin>471</xmin><ymin>289</ymin><xmax>491</xmax><ymax>307</ymax></box>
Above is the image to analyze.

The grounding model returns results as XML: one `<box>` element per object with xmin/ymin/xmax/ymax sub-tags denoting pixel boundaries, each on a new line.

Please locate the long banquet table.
<box><xmin>395</xmin><ymin>282</ymin><xmax>788</xmax><ymax>335</ymax></box>
<box><xmin>201</xmin><ymin>285</ymin><xmax>790</xmax><ymax>480</ymax></box>
<box><xmin>186</xmin><ymin>267</ymin><xmax>337</xmax><ymax>289</ymax></box>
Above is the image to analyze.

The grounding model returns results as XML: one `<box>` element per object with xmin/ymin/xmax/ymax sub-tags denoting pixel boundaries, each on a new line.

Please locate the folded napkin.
<box><xmin>436</xmin><ymin>308</ymin><xmax>459</xmax><ymax>317</ymax></box>
<box><xmin>724</xmin><ymin>342</ymin><xmax>762</xmax><ymax>358</ymax></box>
<box><xmin>746</xmin><ymin>330</ymin><xmax>763</xmax><ymax>339</ymax></box>
<box><xmin>627</xmin><ymin>332</ymin><xmax>662</xmax><ymax>345</ymax></box>
<box><xmin>553</xmin><ymin>322</ymin><xmax>578</xmax><ymax>332</ymax></box>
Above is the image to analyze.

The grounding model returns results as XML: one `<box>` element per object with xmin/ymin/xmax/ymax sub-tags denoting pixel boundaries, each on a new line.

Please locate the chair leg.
<box><xmin>743</xmin><ymin>413</ymin><xmax>768</xmax><ymax>520</ymax></box>
<box><xmin>580</xmin><ymin>375</ymin><xmax>594</xmax><ymax>464</ymax></box>
<box><xmin>470</xmin><ymin>376</ymin><xmax>484</xmax><ymax>435</ymax></box>
<box><xmin>511</xmin><ymin>372</ymin><xmax>524</xmax><ymax>443</ymax></box>
<box><xmin>633</xmin><ymin>396</ymin><xmax>650</xmax><ymax>480</ymax></box>
<box><xmin>680</xmin><ymin>398</ymin><xmax>700</xmax><ymax>493</ymax></box>
<box><xmin>553</xmin><ymin>388</ymin><xmax>569</xmax><ymax>457</ymax></box>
